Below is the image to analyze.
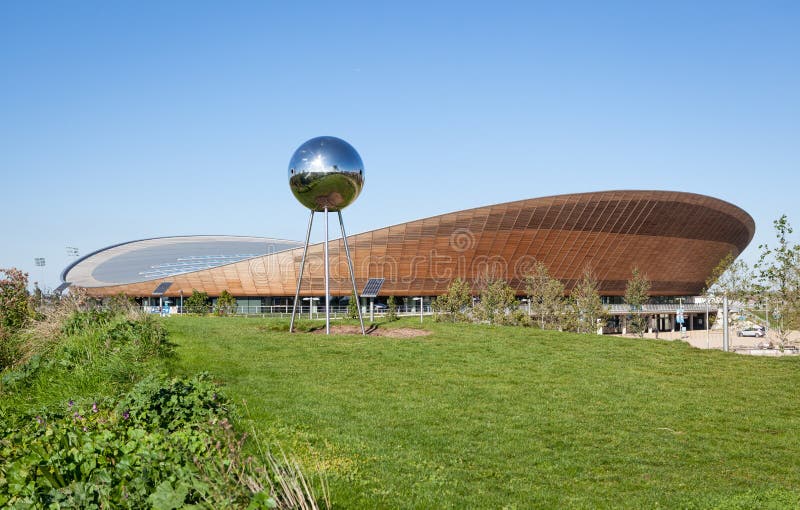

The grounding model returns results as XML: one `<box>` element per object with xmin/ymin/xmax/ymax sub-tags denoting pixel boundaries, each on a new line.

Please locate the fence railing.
<box><xmin>143</xmin><ymin>305</ymin><xmax>432</xmax><ymax>317</ymax></box>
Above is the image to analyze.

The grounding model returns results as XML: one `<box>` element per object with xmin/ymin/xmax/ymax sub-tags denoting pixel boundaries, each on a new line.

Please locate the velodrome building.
<box><xmin>61</xmin><ymin>190</ymin><xmax>754</xmax><ymax>332</ymax></box>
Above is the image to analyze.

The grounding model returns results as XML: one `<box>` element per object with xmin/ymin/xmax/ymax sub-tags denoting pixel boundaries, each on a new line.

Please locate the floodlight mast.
<box><xmin>287</xmin><ymin>136</ymin><xmax>366</xmax><ymax>336</ymax></box>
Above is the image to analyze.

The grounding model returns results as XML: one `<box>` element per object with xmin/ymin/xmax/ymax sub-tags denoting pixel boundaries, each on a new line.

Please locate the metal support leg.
<box><xmin>324</xmin><ymin>207</ymin><xmax>330</xmax><ymax>334</ymax></box>
<box><xmin>289</xmin><ymin>210</ymin><xmax>315</xmax><ymax>333</ymax></box>
<box><xmin>339</xmin><ymin>210</ymin><xmax>365</xmax><ymax>335</ymax></box>
<box><xmin>723</xmin><ymin>295</ymin><xmax>729</xmax><ymax>352</ymax></box>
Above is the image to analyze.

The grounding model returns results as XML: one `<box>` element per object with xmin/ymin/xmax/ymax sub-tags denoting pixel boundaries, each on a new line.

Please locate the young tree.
<box><xmin>432</xmin><ymin>278</ymin><xmax>472</xmax><ymax>322</ymax></box>
<box><xmin>184</xmin><ymin>290</ymin><xmax>211</xmax><ymax>315</ymax></box>
<box><xmin>624</xmin><ymin>268</ymin><xmax>651</xmax><ymax>337</ymax></box>
<box><xmin>475</xmin><ymin>278</ymin><xmax>516</xmax><ymax>325</ymax></box>
<box><xmin>705</xmin><ymin>252</ymin><xmax>756</xmax><ymax>303</ymax></box>
<box><xmin>524</xmin><ymin>261</ymin><xmax>565</xmax><ymax>329</ymax></box>
<box><xmin>755</xmin><ymin>215</ymin><xmax>800</xmax><ymax>344</ymax></box>
<box><xmin>214</xmin><ymin>290</ymin><xmax>237</xmax><ymax>316</ymax></box>
<box><xmin>386</xmin><ymin>295</ymin><xmax>398</xmax><ymax>321</ymax></box>
<box><xmin>567</xmin><ymin>268</ymin><xmax>606</xmax><ymax>334</ymax></box>
<box><xmin>347</xmin><ymin>292</ymin><xmax>360</xmax><ymax>319</ymax></box>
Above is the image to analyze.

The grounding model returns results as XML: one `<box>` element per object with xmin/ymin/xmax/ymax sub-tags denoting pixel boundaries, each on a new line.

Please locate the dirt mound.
<box><xmin>310</xmin><ymin>325</ymin><xmax>431</xmax><ymax>338</ymax></box>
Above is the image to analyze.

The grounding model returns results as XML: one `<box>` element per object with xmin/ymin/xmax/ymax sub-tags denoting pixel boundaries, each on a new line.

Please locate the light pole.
<box><xmin>705</xmin><ymin>298</ymin><xmax>709</xmax><ymax>349</ymax></box>
<box><xmin>303</xmin><ymin>297</ymin><xmax>319</xmax><ymax>320</ymax></box>
<box><xmin>722</xmin><ymin>295</ymin><xmax>729</xmax><ymax>352</ymax></box>
<box><xmin>34</xmin><ymin>257</ymin><xmax>46</xmax><ymax>291</ymax></box>
<box><xmin>413</xmin><ymin>297</ymin><xmax>424</xmax><ymax>324</ymax></box>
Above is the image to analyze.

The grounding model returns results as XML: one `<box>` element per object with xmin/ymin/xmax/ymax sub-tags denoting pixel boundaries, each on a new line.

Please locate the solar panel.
<box><xmin>152</xmin><ymin>282</ymin><xmax>173</xmax><ymax>295</ymax></box>
<box><xmin>361</xmin><ymin>278</ymin><xmax>385</xmax><ymax>298</ymax></box>
<box><xmin>54</xmin><ymin>282</ymin><xmax>71</xmax><ymax>294</ymax></box>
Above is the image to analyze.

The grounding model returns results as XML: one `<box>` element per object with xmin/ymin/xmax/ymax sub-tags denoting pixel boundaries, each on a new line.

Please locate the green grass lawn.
<box><xmin>164</xmin><ymin>316</ymin><xmax>800</xmax><ymax>509</ymax></box>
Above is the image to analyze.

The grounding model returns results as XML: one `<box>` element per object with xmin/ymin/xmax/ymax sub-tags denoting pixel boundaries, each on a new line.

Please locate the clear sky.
<box><xmin>1</xmin><ymin>1</ymin><xmax>798</xmax><ymax>290</ymax></box>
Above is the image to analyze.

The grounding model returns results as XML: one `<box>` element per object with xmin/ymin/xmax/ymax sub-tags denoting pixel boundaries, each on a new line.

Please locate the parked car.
<box><xmin>372</xmin><ymin>302</ymin><xmax>388</xmax><ymax>311</ymax></box>
<box><xmin>737</xmin><ymin>326</ymin><xmax>765</xmax><ymax>338</ymax></box>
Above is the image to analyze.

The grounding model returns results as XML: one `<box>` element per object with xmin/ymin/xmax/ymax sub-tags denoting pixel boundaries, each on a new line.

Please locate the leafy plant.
<box><xmin>624</xmin><ymin>268</ymin><xmax>651</xmax><ymax>337</ymax></box>
<box><xmin>524</xmin><ymin>261</ymin><xmax>565</xmax><ymax>330</ymax></box>
<box><xmin>214</xmin><ymin>290</ymin><xmax>237</xmax><ymax>316</ymax></box>
<box><xmin>755</xmin><ymin>215</ymin><xmax>800</xmax><ymax>344</ymax></box>
<box><xmin>347</xmin><ymin>293</ymin><xmax>359</xmax><ymax>320</ymax></box>
<box><xmin>566</xmin><ymin>268</ymin><xmax>605</xmax><ymax>334</ymax></box>
<box><xmin>61</xmin><ymin>309</ymin><xmax>114</xmax><ymax>336</ymax></box>
<box><xmin>0</xmin><ymin>268</ymin><xmax>34</xmax><ymax>369</ymax></box>
<box><xmin>474</xmin><ymin>278</ymin><xmax>515</xmax><ymax>325</ymax></box>
<box><xmin>432</xmin><ymin>278</ymin><xmax>472</xmax><ymax>322</ymax></box>
<box><xmin>0</xmin><ymin>268</ymin><xmax>33</xmax><ymax>334</ymax></box>
<box><xmin>0</xmin><ymin>375</ymin><xmax>299</xmax><ymax>509</ymax></box>
<box><xmin>105</xmin><ymin>314</ymin><xmax>173</xmax><ymax>360</ymax></box>
<box><xmin>185</xmin><ymin>290</ymin><xmax>211</xmax><ymax>315</ymax></box>
<box><xmin>386</xmin><ymin>296</ymin><xmax>398</xmax><ymax>321</ymax></box>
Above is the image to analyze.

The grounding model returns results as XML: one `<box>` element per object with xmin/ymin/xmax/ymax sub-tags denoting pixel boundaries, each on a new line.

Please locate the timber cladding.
<box><xmin>79</xmin><ymin>190</ymin><xmax>754</xmax><ymax>298</ymax></box>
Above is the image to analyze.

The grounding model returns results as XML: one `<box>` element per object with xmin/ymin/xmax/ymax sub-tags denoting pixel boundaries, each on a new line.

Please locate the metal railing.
<box><xmin>143</xmin><ymin>304</ymin><xmax>432</xmax><ymax>317</ymax></box>
<box><xmin>606</xmin><ymin>303</ymin><xmax>712</xmax><ymax>314</ymax></box>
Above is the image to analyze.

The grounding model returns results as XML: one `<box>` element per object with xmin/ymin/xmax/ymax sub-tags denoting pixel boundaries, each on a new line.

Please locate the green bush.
<box><xmin>0</xmin><ymin>307</ymin><xmax>324</xmax><ymax>509</ymax></box>
<box><xmin>184</xmin><ymin>290</ymin><xmax>211</xmax><ymax>315</ymax></box>
<box><xmin>386</xmin><ymin>296</ymin><xmax>398</xmax><ymax>321</ymax></box>
<box><xmin>347</xmin><ymin>293</ymin><xmax>359</xmax><ymax>320</ymax></box>
<box><xmin>105</xmin><ymin>315</ymin><xmax>172</xmax><ymax>361</ymax></box>
<box><xmin>0</xmin><ymin>374</ymin><xmax>276</xmax><ymax>509</ymax></box>
<box><xmin>1</xmin><ymin>268</ymin><xmax>34</xmax><ymax>369</ymax></box>
<box><xmin>432</xmin><ymin>279</ymin><xmax>472</xmax><ymax>322</ymax></box>
<box><xmin>214</xmin><ymin>290</ymin><xmax>236</xmax><ymax>316</ymax></box>
<box><xmin>61</xmin><ymin>309</ymin><xmax>114</xmax><ymax>337</ymax></box>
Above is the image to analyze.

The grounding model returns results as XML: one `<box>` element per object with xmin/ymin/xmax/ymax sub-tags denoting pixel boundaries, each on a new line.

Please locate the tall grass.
<box><xmin>1</xmin><ymin>302</ymin><xmax>327</xmax><ymax>509</ymax></box>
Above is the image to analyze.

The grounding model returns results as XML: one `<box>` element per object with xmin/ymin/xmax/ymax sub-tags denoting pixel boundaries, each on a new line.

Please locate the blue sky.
<box><xmin>1</xmin><ymin>1</ymin><xmax>798</xmax><ymax>289</ymax></box>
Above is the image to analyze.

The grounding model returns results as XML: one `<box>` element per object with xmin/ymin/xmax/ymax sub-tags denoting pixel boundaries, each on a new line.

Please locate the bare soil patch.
<box><xmin>310</xmin><ymin>324</ymin><xmax>431</xmax><ymax>338</ymax></box>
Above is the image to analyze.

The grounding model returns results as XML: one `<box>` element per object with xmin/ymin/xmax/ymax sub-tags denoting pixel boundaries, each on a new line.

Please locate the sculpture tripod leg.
<box><xmin>289</xmin><ymin>210</ymin><xmax>314</xmax><ymax>333</ymax></box>
<box><xmin>338</xmin><ymin>210</ymin><xmax>366</xmax><ymax>335</ymax></box>
<box><xmin>324</xmin><ymin>207</ymin><xmax>330</xmax><ymax>334</ymax></box>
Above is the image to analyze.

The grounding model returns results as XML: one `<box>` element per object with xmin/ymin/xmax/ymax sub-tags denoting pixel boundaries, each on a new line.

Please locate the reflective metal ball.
<box><xmin>288</xmin><ymin>136</ymin><xmax>365</xmax><ymax>212</ymax></box>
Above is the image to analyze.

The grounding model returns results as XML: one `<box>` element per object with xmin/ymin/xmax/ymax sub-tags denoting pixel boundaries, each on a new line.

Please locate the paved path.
<box><xmin>612</xmin><ymin>328</ymin><xmax>799</xmax><ymax>351</ymax></box>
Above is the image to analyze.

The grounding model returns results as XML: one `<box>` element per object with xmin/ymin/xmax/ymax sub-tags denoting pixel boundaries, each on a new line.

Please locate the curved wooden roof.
<box><xmin>79</xmin><ymin>190</ymin><xmax>754</xmax><ymax>297</ymax></box>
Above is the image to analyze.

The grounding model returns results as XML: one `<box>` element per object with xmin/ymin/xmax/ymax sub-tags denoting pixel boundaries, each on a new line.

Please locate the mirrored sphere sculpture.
<box><xmin>288</xmin><ymin>136</ymin><xmax>365</xmax><ymax>212</ymax></box>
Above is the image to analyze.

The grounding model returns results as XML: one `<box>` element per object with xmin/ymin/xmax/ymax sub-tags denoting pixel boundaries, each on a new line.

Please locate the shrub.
<box><xmin>386</xmin><ymin>296</ymin><xmax>398</xmax><ymax>321</ymax></box>
<box><xmin>502</xmin><ymin>308</ymin><xmax>532</xmax><ymax>327</ymax></box>
<box><xmin>565</xmin><ymin>269</ymin><xmax>606</xmax><ymax>334</ymax></box>
<box><xmin>474</xmin><ymin>278</ymin><xmax>516</xmax><ymax>325</ymax></box>
<box><xmin>0</xmin><ymin>374</ymin><xmax>322</xmax><ymax>509</ymax></box>
<box><xmin>107</xmin><ymin>292</ymin><xmax>137</xmax><ymax>314</ymax></box>
<box><xmin>624</xmin><ymin>268</ymin><xmax>651</xmax><ymax>337</ymax></box>
<box><xmin>0</xmin><ymin>268</ymin><xmax>33</xmax><ymax>335</ymax></box>
<box><xmin>0</xmin><ymin>268</ymin><xmax>33</xmax><ymax>369</ymax></box>
<box><xmin>214</xmin><ymin>290</ymin><xmax>237</xmax><ymax>316</ymax></box>
<box><xmin>105</xmin><ymin>314</ymin><xmax>173</xmax><ymax>361</ymax></box>
<box><xmin>432</xmin><ymin>278</ymin><xmax>472</xmax><ymax>322</ymax></box>
<box><xmin>347</xmin><ymin>293</ymin><xmax>359</xmax><ymax>319</ymax></box>
<box><xmin>184</xmin><ymin>290</ymin><xmax>211</xmax><ymax>315</ymax></box>
<box><xmin>61</xmin><ymin>309</ymin><xmax>114</xmax><ymax>336</ymax></box>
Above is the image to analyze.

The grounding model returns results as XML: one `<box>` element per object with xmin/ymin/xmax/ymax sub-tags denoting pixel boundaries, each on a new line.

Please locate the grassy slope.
<box><xmin>165</xmin><ymin>316</ymin><xmax>800</xmax><ymax>509</ymax></box>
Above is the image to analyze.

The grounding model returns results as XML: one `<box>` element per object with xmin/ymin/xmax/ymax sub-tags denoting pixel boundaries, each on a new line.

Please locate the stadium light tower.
<box><xmin>34</xmin><ymin>257</ymin><xmax>46</xmax><ymax>290</ymax></box>
<box><xmin>288</xmin><ymin>136</ymin><xmax>366</xmax><ymax>335</ymax></box>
